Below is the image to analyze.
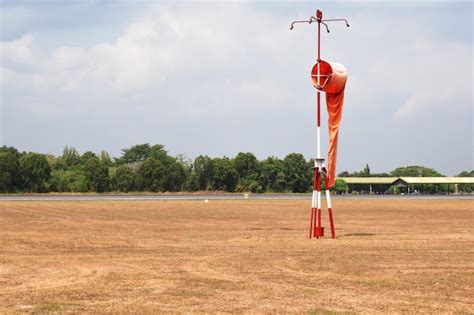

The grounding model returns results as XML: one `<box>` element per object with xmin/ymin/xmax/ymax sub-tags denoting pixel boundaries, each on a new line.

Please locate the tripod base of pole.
<box><xmin>308</xmin><ymin>164</ymin><xmax>336</xmax><ymax>240</ymax></box>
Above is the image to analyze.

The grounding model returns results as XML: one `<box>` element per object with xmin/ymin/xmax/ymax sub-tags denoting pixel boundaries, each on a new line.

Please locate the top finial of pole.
<box><xmin>316</xmin><ymin>9</ymin><xmax>323</xmax><ymax>21</ymax></box>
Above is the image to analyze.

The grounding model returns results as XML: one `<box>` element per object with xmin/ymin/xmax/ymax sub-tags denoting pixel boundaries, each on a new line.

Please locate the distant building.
<box><xmin>337</xmin><ymin>177</ymin><xmax>474</xmax><ymax>194</ymax></box>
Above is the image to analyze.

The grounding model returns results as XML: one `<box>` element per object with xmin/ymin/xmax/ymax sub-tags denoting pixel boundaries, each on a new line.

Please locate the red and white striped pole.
<box><xmin>314</xmin><ymin>10</ymin><xmax>324</xmax><ymax>239</ymax></box>
<box><xmin>290</xmin><ymin>9</ymin><xmax>349</xmax><ymax>240</ymax></box>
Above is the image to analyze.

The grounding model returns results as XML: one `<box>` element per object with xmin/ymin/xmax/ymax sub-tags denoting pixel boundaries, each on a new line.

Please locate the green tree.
<box><xmin>363</xmin><ymin>163</ymin><xmax>371</xmax><ymax>176</ymax></box>
<box><xmin>333</xmin><ymin>179</ymin><xmax>348</xmax><ymax>194</ymax></box>
<box><xmin>117</xmin><ymin>143</ymin><xmax>152</xmax><ymax>164</ymax></box>
<box><xmin>184</xmin><ymin>171</ymin><xmax>199</xmax><ymax>191</ymax></box>
<box><xmin>212</xmin><ymin>157</ymin><xmax>238</xmax><ymax>192</ymax></box>
<box><xmin>258</xmin><ymin>157</ymin><xmax>285</xmax><ymax>192</ymax></box>
<box><xmin>82</xmin><ymin>152</ymin><xmax>110</xmax><ymax>192</ymax></box>
<box><xmin>0</xmin><ymin>146</ymin><xmax>21</xmax><ymax>157</ymax></box>
<box><xmin>99</xmin><ymin>150</ymin><xmax>113</xmax><ymax>167</ymax></box>
<box><xmin>275</xmin><ymin>171</ymin><xmax>287</xmax><ymax>192</ymax></box>
<box><xmin>136</xmin><ymin>158</ymin><xmax>165</xmax><ymax>192</ymax></box>
<box><xmin>0</xmin><ymin>150</ymin><xmax>20</xmax><ymax>192</ymax></box>
<box><xmin>149</xmin><ymin>144</ymin><xmax>171</xmax><ymax>163</ymax></box>
<box><xmin>234</xmin><ymin>152</ymin><xmax>258</xmax><ymax>178</ymax></box>
<box><xmin>81</xmin><ymin>151</ymin><xmax>98</xmax><ymax>165</ymax></box>
<box><xmin>57</xmin><ymin>146</ymin><xmax>81</xmax><ymax>170</ymax></box>
<box><xmin>283</xmin><ymin>153</ymin><xmax>310</xmax><ymax>193</ymax></box>
<box><xmin>177</xmin><ymin>155</ymin><xmax>198</xmax><ymax>192</ymax></box>
<box><xmin>164</xmin><ymin>161</ymin><xmax>187</xmax><ymax>192</ymax></box>
<box><xmin>234</xmin><ymin>152</ymin><xmax>261</xmax><ymax>192</ymax></box>
<box><xmin>19</xmin><ymin>153</ymin><xmax>51</xmax><ymax>192</ymax></box>
<box><xmin>111</xmin><ymin>165</ymin><xmax>135</xmax><ymax>192</ymax></box>
<box><xmin>194</xmin><ymin>155</ymin><xmax>214</xmax><ymax>190</ymax></box>
<box><xmin>236</xmin><ymin>176</ymin><xmax>263</xmax><ymax>193</ymax></box>
<box><xmin>338</xmin><ymin>170</ymin><xmax>351</xmax><ymax>177</ymax></box>
<box><xmin>49</xmin><ymin>169</ymin><xmax>87</xmax><ymax>192</ymax></box>
<box><xmin>391</xmin><ymin>165</ymin><xmax>443</xmax><ymax>177</ymax></box>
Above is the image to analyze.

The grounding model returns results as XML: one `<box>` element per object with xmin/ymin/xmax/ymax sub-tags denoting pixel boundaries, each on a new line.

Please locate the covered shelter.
<box><xmin>337</xmin><ymin>177</ymin><xmax>474</xmax><ymax>194</ymax></box>
<box><xmin>392</xmin><ymin>177</ymin><xmax>474</xmax><ymax>194</ymax></box>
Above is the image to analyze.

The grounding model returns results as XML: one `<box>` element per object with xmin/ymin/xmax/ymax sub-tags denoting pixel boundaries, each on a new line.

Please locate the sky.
<box><xmin>1</xmin><ymin>0</ymin><xmax>472</xmax><ymax>175</ymax></box>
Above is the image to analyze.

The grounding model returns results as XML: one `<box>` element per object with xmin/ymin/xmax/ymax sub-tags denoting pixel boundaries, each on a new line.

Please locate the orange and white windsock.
<box><xmin>311</xmin><ymin>60</ymin><xmax>348</xmax><ymax>188</ymax></box>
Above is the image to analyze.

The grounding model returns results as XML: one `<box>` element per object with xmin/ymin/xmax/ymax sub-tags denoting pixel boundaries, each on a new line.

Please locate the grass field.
<box><xmin>0</xmin><ymin>199</ymin><xmax>473</xmax><ymax>313</ymax></box>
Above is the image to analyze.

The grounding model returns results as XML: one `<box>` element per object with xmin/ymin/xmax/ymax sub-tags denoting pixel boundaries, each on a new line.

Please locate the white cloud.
<box><xmin>1</xmin><ymin>3</ymin><xmax>301</xmax><ymax>110</ymax></box>
<box><xmin>0</xmin><ymin>34</ymin><xmax>35</xmax><ymax>65</ymax></box>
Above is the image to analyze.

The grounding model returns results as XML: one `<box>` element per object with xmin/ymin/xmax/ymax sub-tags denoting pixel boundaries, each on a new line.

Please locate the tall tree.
<box><xmin>117</xmin><ymin>144</ymin><xmax>151</xmax><ymax>164</ymax></box>
<box><xmin>111</xmin><ymin>165</ymin><xmax>135</xmax><ymax>192</ymax></box>
<box><xmin>194</xmin><ymin>155</ymin><xmax>214</xmax><ymax>190</ymax></box>
<box><xmin>81</xmin><ymin>151</ymin><xmax>98</xmax><ymax>165</ymax></box>
<box><xmin>0</xmin><ymin>150</ymin><xmax>20</xmax><ymax>192</ymax></box>
<box><xmin>457</xmin><ymin>170</ymin><xmax>474</xmax><ymax>177</ymax></box>
<box><xmin>59</xmin><ymin>146</ymin><xmax>81</xmax><ymax>170</ymax></box>
<box><xmin>99</xmin><ymin>150</ymin><xmax>113</xmax><ymax>167</ymax></box>
<box><xmin>338</xmin><ymin>171</ymin><xmax>351</xmax><ymax>177</ymax></box>
<box><xmin>391</xmin><ymin>166</ymin><xmax>443</xmax><ymax>177</ymax></box>
<box><xmin>234</xmin><ymin>152</ymin><xmax>260</xmax><ymax>192</ymax></box>
<box><xmin>234</xmin><ymin>152</ymin><xmax>258</xmax><ymax>179</ymax></box>
<box><xmin>82</xmin><ymin>152</ymin><xmax>110</xmax><ymax>192</ymax></box>
<box><xmin>149</xmin><ymin>144</ymin><xmax>170</xmax><ymax>163</ymax></box>
<box><xmin>283</xmin><ymin>153</ymin><xmax>310</xmax><ymax>193</ymax></box>
<box><xmin>19</xmin><ymin>153</ymin><xmax>51</xmax><ymax>192</ymax></box>
<box><xmin>164</xmin><ymin>161</ymin><xmax>187</xmax><ymax>192</ymax></box>
<box><xmin>136</xmin><ymin>158</ymin><xmax>165</xmax><ymax>192</ymax></box>
<box><xmin>363</xmin><ymin>163</ymin><xmax>371</xmax><ymax>176</ymax></box>
<box><xmin>258</xmin><ymin>157</ymin><xmax>285</xmax><ymax>192</ymax></box>
<box><xmin>212</xmin><ymin>157</ymin><xmax>238</xmax><ymax>192</ymax></box>
<box><xmin>0</xmin><ymin>146</ymin><xmax>20</xmax><ymax>157</ymax></box>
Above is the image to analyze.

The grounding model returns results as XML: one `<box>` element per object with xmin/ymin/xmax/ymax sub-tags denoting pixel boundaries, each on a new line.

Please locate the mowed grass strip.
<box><xmin>0</xmin><ymin>199</ymin><xmax>473</xmax><ymax>313</ymax></box>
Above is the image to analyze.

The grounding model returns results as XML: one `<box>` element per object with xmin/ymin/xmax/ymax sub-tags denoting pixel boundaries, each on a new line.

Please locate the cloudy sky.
<box><xmin>1</xmin><ymin>1</ymin><xmax>472</xmax><ymax>175</ymax></box>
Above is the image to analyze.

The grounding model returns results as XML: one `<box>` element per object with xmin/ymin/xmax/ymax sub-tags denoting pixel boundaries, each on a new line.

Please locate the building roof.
<box><xmin>396</xmin><ymin>177</ymin><xmax>474</xmax><ymax>184</ymax></box>
<box><xmin>337</xmin><ymin>177</ymin><xmax>474</xmax><ymax>185</ymax></box>
<box><xmin>337</xmin><ymin>177</ymin><xmax>397</xmax><ymax>184</ymax></box>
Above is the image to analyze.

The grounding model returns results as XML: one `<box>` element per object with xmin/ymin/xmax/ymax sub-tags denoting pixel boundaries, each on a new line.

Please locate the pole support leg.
<box><xmin>314</xmin><ymin>168</ymin><xmax>324</xmax><ymax>237</ymax></box>
<box><xmin>309</xmin><ymin>191</ymin><xmax>315</xmax><ymax>239</ymax></box>
<box><xmin>324</xmin><ymin>169</ymin><xmax>336</xmax><ymax>239</ymax></box>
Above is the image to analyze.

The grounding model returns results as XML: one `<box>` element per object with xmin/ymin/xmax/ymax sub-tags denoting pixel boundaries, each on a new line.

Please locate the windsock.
<box><xmin>311</xmin><ymin>60</ymin><xmax>348</xmax><ymax>188</ymax></box>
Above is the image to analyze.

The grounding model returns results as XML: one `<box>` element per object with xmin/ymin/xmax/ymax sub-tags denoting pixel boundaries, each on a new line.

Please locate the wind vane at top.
<box><xmin>290</xmin><ymin>9</ymin><xmax>349</xmax><ymax>61</ymax></box>
<box><xmin>290</xmin><ymin>9</ymin><xmax>349</xmax><ymax>32</ymax></box>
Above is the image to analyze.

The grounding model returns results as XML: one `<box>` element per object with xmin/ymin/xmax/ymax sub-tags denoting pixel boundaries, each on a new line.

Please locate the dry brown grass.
<box><xmin>0</xmin><ymin>199</ymin><xmax>473</xmax><ymax>313</ymax></box>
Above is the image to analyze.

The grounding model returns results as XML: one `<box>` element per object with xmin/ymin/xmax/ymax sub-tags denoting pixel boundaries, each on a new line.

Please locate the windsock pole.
<box><xmin>290</xmin><ymin>9</ymin><xmax>349</xmax><ymax>239</ymax></box>
<box><xmin>315</xmin><ymin>11</ymin><xmax>323</xmax><ymax>239</ymax></box>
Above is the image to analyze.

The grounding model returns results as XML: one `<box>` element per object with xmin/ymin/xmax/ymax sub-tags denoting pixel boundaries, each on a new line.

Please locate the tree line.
<box><xmin>0</xmin><ymin>144</ymin><xmax>472</xmax><ymax>194</ymax></box>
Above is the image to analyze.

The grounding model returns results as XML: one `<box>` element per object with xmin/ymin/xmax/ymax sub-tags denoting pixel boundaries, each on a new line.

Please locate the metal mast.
<box><xmin>290</xmin><ymin>10</ymin><xmax>349</xmax><ymax>239</ymax></box>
